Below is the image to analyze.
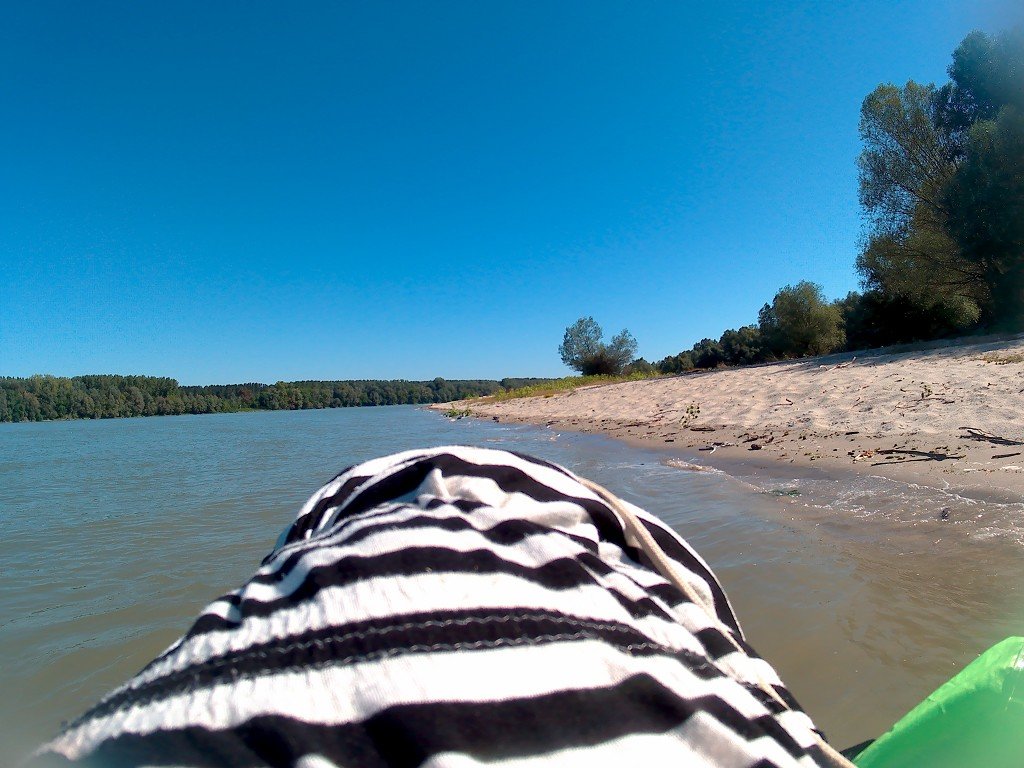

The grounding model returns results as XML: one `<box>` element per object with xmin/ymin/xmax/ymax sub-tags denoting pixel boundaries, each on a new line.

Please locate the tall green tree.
<box><xmin>944</xmin><ymin>108</ymin><xmax>1024</xmax><ymax>328</ymax></box>
<box><xmin>858</xmin><ymin>29</ymin><xmax>1024</xmax><ymax>331</ymax></box>
<box><xmin>718</xmin><ymin>326</ymin><xmax>766</xmax><ymax>366</ymax></box>
<box><xmin>856</xmin><ymin>80</ymin><xmax>984</xmax><ymax>326</ymax></box>
<box><xmin>935</xmin><ymin>29</ymin><xmax>1024</xmax><ymax>152</ymax></box>
<box><xmin>759</xmin><ymin>282</ymin><xmax>845</xmax><ymax>358</ymax></box>
<box><xmin>690</xmin><ymin>338</ymin><xmax>725</xmax><ymax>369</ymax></box>
<box><xmin>836</xmin><ymin>290</ymin><xmax>973</xmax><ymax>349</ymax></box>
<box><xmin>558</xmin><ymin>317</ymin><xmax>638</xmax><ymax>375</ymax></box>
<box><xmin>938</xmin><ymin>30</ymin><xmax>1024</xmax><ymax>329</ymax></box>
<box><xmin>655</xmin><ymin>351</ymin><xmax>694</xmax><ymax>374</ymax></box>
<box><xmin>558</xmin><ymin>317</ymin><xmax>602</xmax><ymax>371</ymax></box>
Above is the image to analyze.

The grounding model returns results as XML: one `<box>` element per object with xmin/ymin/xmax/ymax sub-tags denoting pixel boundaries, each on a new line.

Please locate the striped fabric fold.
<box><xmin>32</xmin><ymin>445</ymin><xmax>833</xmax><ymax>767</ymax></box>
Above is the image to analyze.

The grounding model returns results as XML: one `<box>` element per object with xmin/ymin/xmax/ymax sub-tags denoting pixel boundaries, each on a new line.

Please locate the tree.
<box><xmin>856</xmin><ymin>81</ymin><xmax>985</xmax><ymax>319</ymax></box>
<box><xmin>558</xmin><ymin>317</ymin><xmax>638</xmax><ymax>375</ymax></box>
<box><xmin>656</xmin><ymin>351</ymin><xmax>694</xmax><ymax>374</ymax></box>
<box><xmin>858</xmin><ymin>81</ymin><xmax>955</xmax><ymax>227</ymax></box>
<box><xmin>719</xmin><ymin>325</ymin><xmax>766</xmax><ymax>366</ymax></box>
<box><xmin>605</xmin><ymin>330</ymin><xmax>639</xmax><ymax>372</ymax></box>
<box><xmin>558</xmin><ymin>317</ymin><xmax>602</xmax><ymax>370</ymax></box>
<box><xmin>935</xmin><ymin>29</ymin><xmax>1024</xmax><ymax>153</ymax></box>
<box><xmin>857</xmin><ymin>30</ymin><xmax>1024</xmax><ymax>331</ymax></box>
<box><xmin>835</xmin><ymin>290</ymin><xmax>973</xmax><ymax>350</ymax></box>
<box><xmin>944</xmin><ymin>108</ymin><xmax>1024</xmax><ymax>328</ymax></box>
<box><xmin>625</xmin><ymin>357</ymin><xmax>656</xmax><ymax>375</ymax></box>
<box><xmin>690</xmin><ymin>338</ymin><xmax>725</xmax><ymax>369</ymax></box>
<box><xmin>937</xmin><ymin>31</ymin><xmax>1024</xmax><ymax>329</ymax></box>
<box><xmin>760</xmin><ymin>282</ymin><xmax>845</xmax><ymax>358</ymax></box>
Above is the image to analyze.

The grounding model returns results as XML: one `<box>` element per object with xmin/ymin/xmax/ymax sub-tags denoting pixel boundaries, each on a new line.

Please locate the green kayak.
<box><xmin>852</xmin><ymin>637</ymin><xmax>1024</xmax><ymax>767</ymax></box>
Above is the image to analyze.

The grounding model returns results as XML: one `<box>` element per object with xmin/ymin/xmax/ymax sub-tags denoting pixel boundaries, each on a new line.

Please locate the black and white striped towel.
<box><xmin>33</xmin><ymin>446</ymin><xmax>837</xmax><ymax>767</ymax></box>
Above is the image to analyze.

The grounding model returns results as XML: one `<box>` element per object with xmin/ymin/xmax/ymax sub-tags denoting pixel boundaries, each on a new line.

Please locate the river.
<box><xmin>2</xmin><ymin>405</ymin><xmax>1021</xmax><ymax>763</ymax></box>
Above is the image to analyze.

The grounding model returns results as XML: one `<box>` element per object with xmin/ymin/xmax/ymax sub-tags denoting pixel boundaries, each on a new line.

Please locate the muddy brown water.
<box><xmin>2</xmin><ymin>406</ymin><xmax>1021</xmax><ymax>763</ymax></box>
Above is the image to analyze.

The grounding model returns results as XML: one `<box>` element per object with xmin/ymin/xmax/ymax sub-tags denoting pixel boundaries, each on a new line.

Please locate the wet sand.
<box><xmin>436</xmin><ymin>334</ymin><xmax>1024</xmax><ymax>504</ymax></box>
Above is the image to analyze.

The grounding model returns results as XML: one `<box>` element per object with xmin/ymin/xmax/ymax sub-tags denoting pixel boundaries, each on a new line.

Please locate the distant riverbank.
<box><xmin>0</xmin><ymin>375</ymin><xmax>553</xmax><ymax>422</ymax></box>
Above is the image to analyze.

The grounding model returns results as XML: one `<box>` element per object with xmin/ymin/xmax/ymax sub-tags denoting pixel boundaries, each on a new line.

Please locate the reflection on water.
<box><xmin>1</xmin><ymin>406</ymin><xmax>1022</xmax><ymax>761</ymax></box>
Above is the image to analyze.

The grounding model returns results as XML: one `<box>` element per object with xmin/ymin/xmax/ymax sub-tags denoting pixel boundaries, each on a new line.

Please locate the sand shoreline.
<box><xmin>435</xmin><ymin>334</ymin><xmax>1024</xmax><ymax>505</ymax></box>
<box><xmin>433</xmin><ymin>337</ymin><xmax>1024</xmax><ymax>746</ymax></box>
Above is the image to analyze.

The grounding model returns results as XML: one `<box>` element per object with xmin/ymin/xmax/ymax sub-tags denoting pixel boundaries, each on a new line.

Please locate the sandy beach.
<box><xmin>427</xmin><ymin>334</ymin><xmax>1024</xmax><ymax>745</ymax></box>
<box><xmin>438</xmin><ymin>334</ymin><xmax>1024</xmax><ymax>504</ymax></box>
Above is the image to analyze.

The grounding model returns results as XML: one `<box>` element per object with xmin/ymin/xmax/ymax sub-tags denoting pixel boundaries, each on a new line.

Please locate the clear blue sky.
<box><xmin>2</xmin><ymin>1</ymin><xmax>1020</xmax><ymax>384</ymax></box>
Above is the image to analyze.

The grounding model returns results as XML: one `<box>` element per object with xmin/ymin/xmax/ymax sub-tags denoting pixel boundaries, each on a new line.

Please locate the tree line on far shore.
<box><xmin>589</xmin><ymin>29</ymin><xmax>1023</xmax><ymax>377</ymax></box>
<box><xmin>0</xmin><ymin>375</ymin><xmax>549</xmax><ymax>423</ymax></box>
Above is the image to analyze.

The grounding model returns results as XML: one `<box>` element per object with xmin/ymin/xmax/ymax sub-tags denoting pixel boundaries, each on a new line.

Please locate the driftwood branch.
<box><xmin>819</xmin><ymin>356</ymin><xmax>857</xmax><ymax>371</ymax></box>
<box><xmin>870</xmin><ymin>448</ymin><xmax>964</xmax><ymax>465</ymax></box>
<box><xmin>960</xmin><ymin>427</ymin><xmax>1024</xmax><ymax>447</ymax></box>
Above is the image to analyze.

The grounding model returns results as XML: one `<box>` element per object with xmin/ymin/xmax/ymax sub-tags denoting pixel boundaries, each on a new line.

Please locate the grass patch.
<box><xmin>444</xmin><ymin>407</ymin><xmax>473</xmax><ymax>418</ymax></box>
<box><xmin>763</xmin><ymin>488</ymin><xmax>802</xmax><ymax>497</ymax></box>
<box><xmin>979</xmin><ymin>352</ymin><xmax>1024</xmax><ymax>365</ymax></box>
<box><xmin>487</xmin><ymin>372</ymin><xmax>660</xmax><ymax>402</ymax></box>
<box><xmin>680</xmin><ymin>402</ymin><xmax>701</xmax><ymax>427</ymax></box>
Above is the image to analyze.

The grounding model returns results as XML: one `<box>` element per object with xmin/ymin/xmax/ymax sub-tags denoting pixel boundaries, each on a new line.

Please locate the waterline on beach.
<box><xmin>673</xmin><ymin>445</ymin><xmax>1024</xmax><ymax>549</ymax></box>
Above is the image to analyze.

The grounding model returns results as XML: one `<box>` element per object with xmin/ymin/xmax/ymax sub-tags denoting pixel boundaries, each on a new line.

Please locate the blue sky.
<box><xmin>2</xmin><ymin>1</ymin><xmax>1020</xmax><ymax>383</ymax></box>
